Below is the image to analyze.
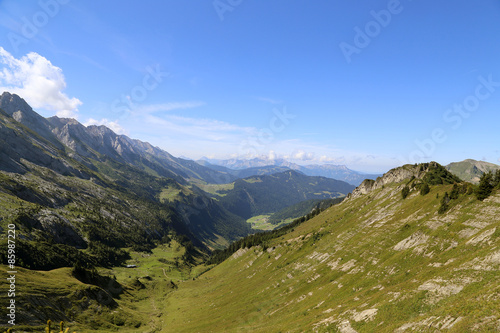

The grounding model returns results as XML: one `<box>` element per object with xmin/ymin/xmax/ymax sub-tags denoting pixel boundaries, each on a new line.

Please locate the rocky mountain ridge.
<box><xmin>162</xmin><ymin>162</ymin><xmax>500</xmax><ymax>332</ymax></box>
<box><xmin>0</xmin><ymin>92</ymin><xmax>251</xmax><ymax>259</ymax></box>
<box><xmin>0</xmin><ymin>92</ymin><xmax>235</xmax><ymax>184</ymax></box>
<box><xmin>348</xmin><ymin>162</ymin><xmax>460</xmax><ymax>200</ymax></box>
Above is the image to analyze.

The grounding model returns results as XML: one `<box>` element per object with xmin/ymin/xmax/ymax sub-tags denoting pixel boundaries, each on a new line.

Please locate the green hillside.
<box><xmin>446</xmin><ymin>159</ymin><xmax>500</xmax><ymax>184</ymax></box>
<box><xmin>2</xmin><ymin>163</ymin><xmax>500</xmax><ymax>331</ymax></box>
<box><xmin>160</xmin><ymin>165</ymin><xmax>500</xmax><ymax>332</ymax></box>
<box><xmin>0</xmin><ymin>239</ymin><xmax>205</xmax><ymax>332</ymax></box>
<box><xmin>217</xmin><ymin>170</ymin><xmax>354</xmax><ymax>220</ymax></box>
<box><xmin>0</xmin><ymin>98</ymin><xmax>250</xmax><ymax>273</ymax></box>
<box><xmin>268</xmin><ymin>197</ymin><xmax>345</xmax><ymax>225</ymax></box>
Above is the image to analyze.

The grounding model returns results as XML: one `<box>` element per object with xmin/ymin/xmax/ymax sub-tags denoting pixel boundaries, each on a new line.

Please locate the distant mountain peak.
<box><xmin>446</xmin><ymin>159</ymin><xmax>500</xmax><ymax>184</ymax></box>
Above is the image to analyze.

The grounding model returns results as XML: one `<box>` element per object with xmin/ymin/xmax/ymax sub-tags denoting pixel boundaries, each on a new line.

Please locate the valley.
<box><xmin>0</xmin><ymin>93</ymin><xmax>358</xmax><ymax>331</ymax></box>
<box><xmin>162</xmin><ymin>164</ymin><xmax>500</xmax><ymax>332</ymax></box>
<box><xmin>0</xmin><ymin>94</ymin><xmax>499</xmax><ymax>331</ymax></box>
<box><xmin>0</xmin><ymin>2</ymin><xmax>498</xmax><ymax>332</ymax></box>
<box><xmin>3</xmin><ymin>162</ymin><xmax>498</xmax><ymax>332</ymax></box>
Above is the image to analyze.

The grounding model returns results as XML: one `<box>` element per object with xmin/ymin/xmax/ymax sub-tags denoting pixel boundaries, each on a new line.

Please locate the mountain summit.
<box><xmin>446</xmin><ymin>159</ymin><xmax>500</xmax><ymax>184</ymax></box>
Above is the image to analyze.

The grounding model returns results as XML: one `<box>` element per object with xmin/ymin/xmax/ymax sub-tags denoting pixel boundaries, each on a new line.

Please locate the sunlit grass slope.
<box><xmin>162</xmin><ymin>181</ymin><xmax>500</xmax><ymax>332</ymax></box>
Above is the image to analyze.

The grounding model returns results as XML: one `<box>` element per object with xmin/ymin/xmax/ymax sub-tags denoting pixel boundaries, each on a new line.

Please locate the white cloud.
<box><xmin>84</xmin><ymin>118</ymin><xmax>127</xmax><ymax>135</ymax></box>
<box><xmin>319</xmin><ymin>155</ymin><xmax>335</xmax><ymax>163</ymax></box>
<box><xmin>292</xmin><ymin>149</ymin><xmax>315</xmax><ymax>161</ymax></box>
<box><xmin>268</xmin><ymin>150</ymin><xmax>277</xmax><ymax>160</ymax></box>
<box><xmin>0</xmin><ymin>47</ymin><xmax>81</xmax><ymax>118</ymax></box>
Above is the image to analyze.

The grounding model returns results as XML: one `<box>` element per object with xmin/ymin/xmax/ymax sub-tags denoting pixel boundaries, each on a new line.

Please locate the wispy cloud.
<box><xmin>143</xmin><ymin>114</ymin><xmax>255</xmax><ymax>141</ymax></box>
<box><xmin>133</xmin><ymin>101</ymin><xmax>205</xmax><ymax>115</ymax></box>
<box><xmin>0</xmin><ymin>47</ymin><xmax>81</xmax><ymax>118</ymax></box>
<box><xmin>115</xmin><ymin>108</ymin><xmax>397</xmax><ymax>172</ymax></box>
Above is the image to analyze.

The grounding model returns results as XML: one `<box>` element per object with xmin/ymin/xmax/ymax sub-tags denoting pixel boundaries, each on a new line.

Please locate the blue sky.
<box><xmin>0</xmin><ymin>0</ymin><xmax>499</xmax><ymax>172</ymax></box>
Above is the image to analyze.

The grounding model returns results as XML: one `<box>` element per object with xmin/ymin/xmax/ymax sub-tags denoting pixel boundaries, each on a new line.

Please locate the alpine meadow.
<box><xmin>0</xmin><ymin>1</ymin><xmax>499</xmax><ymax>332</ymax></box>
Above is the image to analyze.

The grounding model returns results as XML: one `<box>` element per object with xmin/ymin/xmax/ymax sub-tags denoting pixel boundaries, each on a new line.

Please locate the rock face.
<box><xmin>36</xmin><ymin>209</ymin><xmax>87</xmax><ymax>248</ymax></box>
<box><xmin>0</xmin><ymin>111</ymin><xmax>81</xmax><ymax>176</ymax></box>
<box><xmin>347</xmin><ymin>162</ymin><xmax>442</xmax><ymax>199</ymax></box>
<box><xmin>0</xmin><ymin>92</ymin><xmax>235</xmax><ymax>184</ymax></box>
<box><xmin>0</xmin><ymin>92</ymin><xmax>64</xmax><ymax>149</ymax></box>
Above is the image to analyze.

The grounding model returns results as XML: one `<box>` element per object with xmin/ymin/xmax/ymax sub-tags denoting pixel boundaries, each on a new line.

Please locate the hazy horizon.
<box><xmin>1</xmin><ymin>0</ymin><xmax>499</xmax><ymax>173</ymax></box>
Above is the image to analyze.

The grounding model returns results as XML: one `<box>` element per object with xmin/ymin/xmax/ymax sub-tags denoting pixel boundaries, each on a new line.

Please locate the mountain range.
<box><xmin>0</xmin><ymin>92</ymin><xmax>353</xmax><ymax>256</ymax></box>
<box><xmin>1</xmin><ymin>92</ymin><xmax>499</xmax><ymax>331</ymax></box>
<box><xmin>198</xmin><ymin>157</ymin><xmax>382</xmax><ymax>186</ymax></box>
<box><xmin>215</xmin><ymin>170</ymin><xmax>354</xmax><ymax>220</ymax></box>
<box><xmin>3</xmin><ymin>159</ymin><xmax>498</xmax><ymax>331</ymax></box>
<box><xmin>0</xmin><ymin>92</ymin><xmax>251</xmax><ymax>255</ymax></box>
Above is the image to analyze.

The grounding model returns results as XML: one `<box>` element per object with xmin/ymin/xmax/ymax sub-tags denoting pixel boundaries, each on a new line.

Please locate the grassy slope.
<box><xmin>0</xmin><ymin>240</ymin><xmax>208</xmax><ymax>332</ymax></box>
<box><xmin>247</xmin><ymin>214</ymin><xmax>292</xmax><ymax>231</ymax></box>
<box><xmin>161</xmin><ymin>182</ymin><xmax>500</xmax><ymax>332</ymax></box>
<box><xmin>218</xmin><ymin>171</ymin><xmax>354</xmax><ymax>220</ymax></box>
<box><xmin>446</xmin><ymin>159</ymin><xmax>500</xmax><ymax>184</ymax></box>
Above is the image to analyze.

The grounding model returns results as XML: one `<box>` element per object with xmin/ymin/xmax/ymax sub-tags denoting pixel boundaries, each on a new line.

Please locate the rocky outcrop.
<box><xmin>0</xmin><ymin>92</ymin><xmax>64</xmax><ymax>149</ymax></box>
<box><xmin>36</xmin><ymin>209</ymin><xmax>87</xmax><ymax>248</ymax></box>
<box><xmin>347</xmin><ymin>162</ymin><xmax>442</xmax><ymax>199</ymax></box>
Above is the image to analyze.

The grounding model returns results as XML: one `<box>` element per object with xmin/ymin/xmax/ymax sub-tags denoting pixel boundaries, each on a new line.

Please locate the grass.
<box><xmin>247</xmin><ymin>215</ymin><xmax>295</xmax><ymax>231</ymax></box>
<box><xmin>159</xmin><ymin>183</ymin><xmax>500</xmax><ymax>332</ymax></box>
<box><xmin>0</xmin><ymin>240</ymin><xmax>208</xmax><ymax>332</ymax></box>
<box><xmin>194</xmin><ymin>182</ymin><xmax>235</xmax><ymax>197</ymax></box>
<box><xmin>4</xmin><ymin>175</ymin><xmax>500</xmax><ymax>332</ymax></box>
<box><xmin>247</xmin><ymin>215</ymin><xmax>294</xmax><ymax>230</ymax></box>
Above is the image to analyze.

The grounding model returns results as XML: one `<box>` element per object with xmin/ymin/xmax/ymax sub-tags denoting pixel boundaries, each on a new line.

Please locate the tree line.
<box><xmin>206</xmin><ymin>198</ymin><xmax>343</xmax><ymax>265</ymax></box>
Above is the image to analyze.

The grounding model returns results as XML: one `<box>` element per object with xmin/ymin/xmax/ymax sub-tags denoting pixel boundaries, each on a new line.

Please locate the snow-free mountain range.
<box><xmin>0</xmin><ymin>92</ymin><xmax>499</xmax><ymax>332</ymax></box>
<box><xmin>197</xmin><ymin>158</ymin><xmax>382</xmax><ymax>186</ymax></box>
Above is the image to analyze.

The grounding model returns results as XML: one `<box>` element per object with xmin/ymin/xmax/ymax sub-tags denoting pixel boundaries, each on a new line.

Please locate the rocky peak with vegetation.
<box><xmin>348</xmin><ymin>162</ymin><xmax>460</xmax><ymax>200</ymax></box>
<box><xmin>160</xmin><ymin>162</ymin><xmax>500</xmax><ymax>332</ymax></box>
<box><xmin>2</xmin><ymin>93</ymin><xmax>499</xmax><ymax>331</ymax></box>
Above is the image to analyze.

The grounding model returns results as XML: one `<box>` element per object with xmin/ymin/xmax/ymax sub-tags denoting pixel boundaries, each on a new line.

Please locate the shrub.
<box><xmin>450</xmin><ymin>183</ymin><xmax>460</xmax><ymax>200</ymax></box>
<box><xmin>401</xmin><ymin>186</ymin><xmax>410</xmax><ymax>199</ymax></box>
<box><xmin>420</xmin><ymin>183</ymin><xmax>430</xmax><ymax>196</ymax></box>
<box><xmin>438</xmin><ymin>192</ymin><xmax>450</xmax><ymax>214</ymax></box>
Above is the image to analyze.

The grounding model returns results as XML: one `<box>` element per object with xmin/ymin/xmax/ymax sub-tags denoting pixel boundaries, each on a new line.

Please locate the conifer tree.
<box><xmin>420</xmin><ymin>183</ymin><xmax>430</xmax><ymax>196</ymax></box>
<box><xmin>401</xmin><ymin>185</ymin><xmax>410</xmax><ymax>199</ymax></box>
<box><xmin>493</xmin><ymin>169</ymin><xmax>500</xmax><ymax>188</ymax></box>
<box><xmin>438</xmin><ymin>192</ymin><xmax>450</xmax><ymax>214</ymax></box>
<box><xmin>476</xmin><ymin>172</ymin><xmax>493</xmax><ymax>201</ymax></box>
<box><xmin>450</xmin><ymin>183</ymin><xmax>460</xmax><ymax>200</ymax></box>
